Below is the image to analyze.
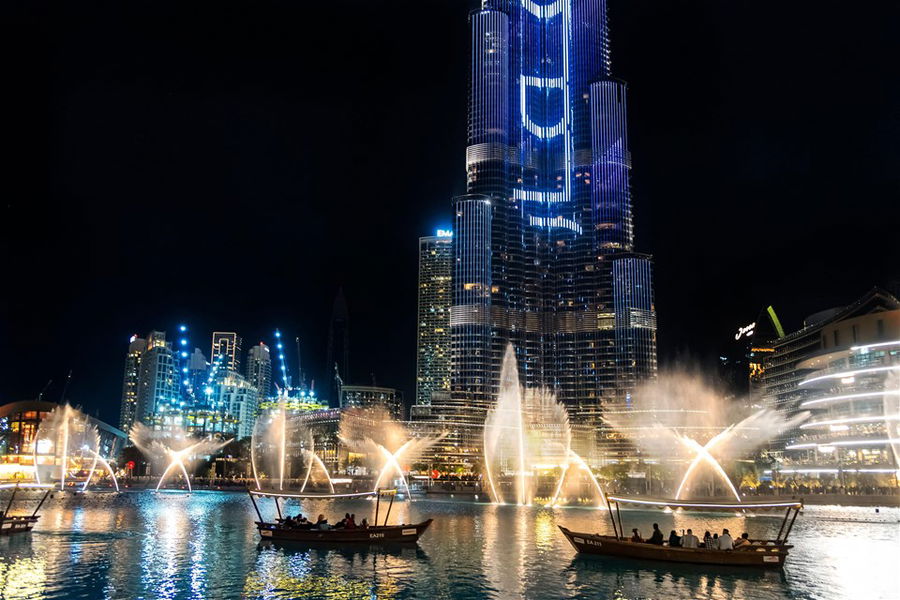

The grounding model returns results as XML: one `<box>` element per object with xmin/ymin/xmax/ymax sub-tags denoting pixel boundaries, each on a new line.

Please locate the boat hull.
<box><xmin>256</xmin><ymin>519</ymin><xmax>433</xmax><ymax>544</ymax></box>
<box><xmin>559</xmin><ymin>527</ymin><xmax>789</xmax><ymax>569</ymax></box>
<box><xmin>1</xmin><ymin>517</ymin><xmax>39</xmax><ymax>536</ymax></box>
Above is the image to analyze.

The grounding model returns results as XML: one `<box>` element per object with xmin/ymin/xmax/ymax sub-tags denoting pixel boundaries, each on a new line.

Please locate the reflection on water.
<box><xmin>0</xmin><ymin>490</ymin><xmax>896</xmax><ymax>599</ymax></box>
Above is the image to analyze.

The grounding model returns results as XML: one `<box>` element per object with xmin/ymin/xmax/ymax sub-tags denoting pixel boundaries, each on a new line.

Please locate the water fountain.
<box><xmin>605</xmin><ymin>373</ymin><xmax>810</xmax><ymax>500</ymax></box>
<box><xmin>338</xmin><ymin>407</ymin><xmax>443</xmax><ymax>498</ymax></box>
<box><xmin>483</xmin><ymin>345</ymin><xmax>607</xmax><ymax>507</ymax></box>
<box><xmin>130</xmin><ymin>423</ymin><xmax>230</xmax><ymax>492</ymax></box>
<box><xmin>250</xmin><ymin>397</ymin><xmax>336</xmax><ymax>492</ymax></box>
<box><xmin>32</xmin><ymin>404</ymin><xmax>119</xmax><ymax>491</ymax></box>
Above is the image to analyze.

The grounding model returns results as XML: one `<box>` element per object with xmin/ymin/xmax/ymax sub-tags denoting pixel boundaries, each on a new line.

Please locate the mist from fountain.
<box><xmin>483</xmin><ymin>345</ymin><xmax>606</xmax><ymax>507</ymax></box>
<box><xmin>605</xmin><ymin>372</ymin><xmax>810</xmax><ymax>501</ymax></box>
<box><xmin>338</xmin><ymin>407</ymin><xmax>443</xmax><ymax>499</ymax></box>
<box><xmin>32</xmin><ymin>404</ymin><xmax>118</xmax><ymax>491</ymax></box>
<box><xmin>130</xmin><ymin>423</ymin><xmax>230</xmax><ymax>492</ymax></box>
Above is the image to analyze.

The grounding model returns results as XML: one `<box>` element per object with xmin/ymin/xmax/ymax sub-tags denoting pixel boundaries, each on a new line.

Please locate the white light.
<box><xmin>800</xmin><ymin>366</ymin><xmax>900</xmax><ymax>386</ymax></box>
<box><xmin>436</xmin><ymin>229</ymin><xmax>453</xmax><ymax>238</ymax></box>
<box><xmin>851</xmin><ymin>339</ymin><xmax>900</xmax><ymax>352</ymax></box>
<box><xmin>801</xmin><ymin>414</ymin><xmax>900</xmax><ymax>429</ymax></box>
<box><xmin>801</xmin><ymin>390</ymin><xmax>900</xmax><ymax>408</ymax></box>
<box><xmin>786</xmin><ymin>438</ymin><xmax>898</xmax><ymax>450</ymax></box>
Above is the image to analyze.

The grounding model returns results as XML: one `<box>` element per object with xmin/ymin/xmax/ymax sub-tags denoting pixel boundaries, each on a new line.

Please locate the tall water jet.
<box><xmin>130</xmin><ymin>423</ymin><xmax>230</xmax><ymax>492</ymax></box>
<box><xmin>483</xmin><ymin>344</ymin><xmax>605</xmax><ymax>507</ymax></box>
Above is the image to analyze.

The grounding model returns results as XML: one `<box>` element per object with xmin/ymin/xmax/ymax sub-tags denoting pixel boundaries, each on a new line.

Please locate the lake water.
<box><xmin>0</xmin><ymin>490</ymin><xmax>897</xmax><ymax>599</ymax></box>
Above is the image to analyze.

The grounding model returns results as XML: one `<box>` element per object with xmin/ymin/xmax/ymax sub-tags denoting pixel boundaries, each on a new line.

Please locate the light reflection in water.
<box><xmin>0</xmin><ymin>490</ymin><xmax>896</xmax><ymax>600</ymax></box>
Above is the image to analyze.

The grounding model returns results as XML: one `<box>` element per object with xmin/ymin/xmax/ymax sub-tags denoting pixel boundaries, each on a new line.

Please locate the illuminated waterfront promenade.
<box><xmin>0</xmin><ymin>490</ymin><xmax>897</xmax><ymax>599</ymax></box>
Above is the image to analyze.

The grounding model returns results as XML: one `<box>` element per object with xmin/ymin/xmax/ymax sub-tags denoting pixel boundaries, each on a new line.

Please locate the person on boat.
<box><xmin>283</xmin><ymin>515</ymin><xmax>295</xmax><ymax>528</ymax></box>
<box><xmin>709</xmin><ymin>533</ymin><xmax>720</xmax><ymax>549</ymax></box>
<box><xmin>718</xmin><ymin>529</ymin><xmax>734</xmax><ymax>550</ymax></box>
<box><xmin>630</xmin><ymin>528</ymin><xmax>643</xmax><ymax>542</ymax></box>
<box><xmin>315</xmin><ymin>514</ymin><xmax>330</xmax><ymax>530</ymax></box>
<box><xmin>703</xmin><ymin>531</ymin><xmax>712</xmax><ymax>548</ymax></box>
<box><xmin>360</xmin><ymin>518</ymin><xmax>369</xmax><ymax>529</ymax></box>
<box><xmin>648</xmin><ymin>523</ymin><xmax>664</xmax><ymax>545</ymax></box>
<box><xmin>682</xmin><ymin>529</ymin><xmax>699</xmax><ymax>549</ymax></box>
<box><xmin>345</xmin><ymin>514</ymin><xmax>357</xmax><ymax>529</ymax></box>
<box><xmin>668</xmin><ymin>530</ymin><xmax>682</xmax><ymax>547</ymax></box>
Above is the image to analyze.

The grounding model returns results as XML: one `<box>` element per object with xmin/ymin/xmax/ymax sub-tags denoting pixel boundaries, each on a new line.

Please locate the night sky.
<box><xmin>3</xmin><ymin>1</ymin><xmax>897</xmax><ymax>426</ymax></box>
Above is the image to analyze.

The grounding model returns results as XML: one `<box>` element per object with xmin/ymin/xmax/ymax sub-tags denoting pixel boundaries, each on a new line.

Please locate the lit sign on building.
<box><xmin>437</xmin><ymin>229</ymin><xmax>453</xmax><ymax>238</ymax></box>
<box><xmin>735</xmin><ymin>323</ymin><xmax>756</xmax><ymax>341</ymax></box>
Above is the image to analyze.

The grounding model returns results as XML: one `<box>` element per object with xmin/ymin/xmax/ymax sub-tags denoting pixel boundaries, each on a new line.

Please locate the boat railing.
<box><xmin>247</xmin><ymin>488</ymin><xmax>401</xmax><ymax>528</ymax></box>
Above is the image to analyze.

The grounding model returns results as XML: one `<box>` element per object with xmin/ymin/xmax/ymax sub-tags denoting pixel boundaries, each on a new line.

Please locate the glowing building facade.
<box><xmin>246</xmin><ymin>342</ymin><xmax>273</xmax><ymax>401</ymax></box>
<box><xmin>119</xmin><ymin>335</ymin><xmax>147</xmax><ymax>432</ymax></box>
<box><xmin>761</xmin><ymin>288</ymin><xmax>900</xmax><ymax>487</ymax></box>
<box><xmin>452</xmin><ymin>0</ymin><xmax>657</xmax><ymax>425</ymax></box>
<box><xmin>416</xmin><ymin>231</ymin><xmax>454</xmax><ymax>406</ymax></box>
<box><xmin>135</xmin><ymin>331</ymin><xmax>179</xmax><ymax>424</ymax></box>
<box><xmin>211</xmin><ymin>331</ymin><xmax>243</xmax><ymax>373</ymax></box>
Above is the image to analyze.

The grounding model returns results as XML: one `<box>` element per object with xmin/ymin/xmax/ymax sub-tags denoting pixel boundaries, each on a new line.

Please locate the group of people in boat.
<box><xmin>279</xmin><ymin>512</ymin><xmax>370</xmax><ymax>531</ymax></box>
<box><xmin>630</xmin><ymin>523</ymin><xmax>754</xmax><ymax>550</ymax></box>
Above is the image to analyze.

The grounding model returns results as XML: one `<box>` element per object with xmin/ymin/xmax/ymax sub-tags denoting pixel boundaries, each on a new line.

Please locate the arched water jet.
<box><xmin>80</xmin><ymin>447</ymin><xmax>120</xmax><ymax>492</ymax></box>
<box><xmin>373</xmin><ymin>444</ymin><xmax>413</xmax><ymax>498</ymax></box>
<box><xmin>300</xmin><ymin>449</ymin><xmax>335</xmax><ymax>493</ymax></box>
<box><xmin>548</xmin><ymin>450</ymin><xmax>608</xmax><ymax>508</ymax></box>
<box><xmin>676</xmin><ymin>437</ymin><xmax>742</xmax><ymax>502</ymax></box>
<box><xmin>674</xmin><ymin>425</ymin><xmax>737</xmax><ymax>500</ymax></box>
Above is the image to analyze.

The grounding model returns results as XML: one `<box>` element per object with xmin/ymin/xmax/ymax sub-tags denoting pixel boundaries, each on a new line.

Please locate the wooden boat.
<box><xmin>0</xmin><ymin>483</ymin><xmax>53</xmax><ymax>536</ymax></box>
<box><xmin>560</xmin><ymin>495</ymin><xmax>803</xmax><ymax>569</ymax></box>
<box><xmin>248</xmin><ymin>488</ymin><xmax>433</xmax><ymax>545</ymax></box>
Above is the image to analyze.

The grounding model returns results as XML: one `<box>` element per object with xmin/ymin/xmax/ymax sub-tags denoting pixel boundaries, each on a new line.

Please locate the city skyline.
<box><xmin>3</xmin><ymin>0</ymin><xmax>897</xmax><ymax>427</ymax></box>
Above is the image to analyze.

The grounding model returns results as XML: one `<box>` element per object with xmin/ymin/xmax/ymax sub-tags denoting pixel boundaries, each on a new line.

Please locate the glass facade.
<box><xmin>119</xmin><ymin>335</ymin><xmax>147</xmax><ymax>432</ymax></box>
<box><xmin>416</xmin><ymin>233</ymin><xmax>453</xmax><ymax>407</ymax></box>
<box><xmin>453</xmin><ymin>0</ymin><xmax>657</xmax><ymax>425</ymax></box>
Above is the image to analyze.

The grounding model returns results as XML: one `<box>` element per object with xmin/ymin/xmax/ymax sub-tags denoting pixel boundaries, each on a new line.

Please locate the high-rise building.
<box><xmin>211</xmin><ymin>332</ymin><xmax>243</xmax><ymax>373</ymax></box>
<box><xmin>452</xmin><ymin>1</ymin><xmax>657</xmax><ymax>426</ymax></box>
<box><xmin>339</xmin><ymin>385</ymin><xmax>404</xmax><ymax>420</ymax></box>
<box><xmin>135</xmin><ymin>331</ymin><xmax>179</xmax><ymax>424</ymax></box>
<box><xmin>209</xmin><ymin>372</ymin><xmax>259</xmax><ymax>439</ymax></box>
<box><xmin>119</xmin><ymin>335</ymin><xmax>147</xmax><ymax>432</ymax></box>
<box><xmin>326</xmin><ymin>288</ymin><xmax>350</xmax><ymax>406</ymax></box>
<box><xmin>416</xmin><ymin>230</ymin><xmax>454</xmax><ymax>406</ymax></box>
<box><xmin>246</xmin><ymin>342</ymin><xmax>273</xmax><ymax>400</ymax></box>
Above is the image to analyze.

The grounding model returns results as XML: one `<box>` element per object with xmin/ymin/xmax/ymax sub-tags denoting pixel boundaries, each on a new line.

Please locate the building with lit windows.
<box><xmin>416</xmin><ymin>230</ymin><xmax>454</xmax><ymax>407</ymax></box>
<box><xmin>135</xmin><ymin>331</ymin><xmax>179</xmax><ymax>424</ymax></box>
<box><xmin>246</xmin><ymin>342</ymin><xmax>273</xmax><ymax>401</ymax></box>
<box><xmin>119</xmin><ymin>335</ymin><xmax>147</xmax><ymax>432</ymax></box>
<box><xmin>339</xmin><ymin>385</ymin><xmax>404</xmax><ymax>420</ymax></box>
<box><xmin>760</xmin><ymin>288</ymin><xmax>900</xmax><ymax>487</ymax></box>
<box><xmin>452</xmin><ymin>0</ymin><xmax>657</xmax><ymax>431</ymax></box>
<box><xmin>211</xmin><ymin>331</ymin><xmax>243</xmax><ymax>373</ymax></box>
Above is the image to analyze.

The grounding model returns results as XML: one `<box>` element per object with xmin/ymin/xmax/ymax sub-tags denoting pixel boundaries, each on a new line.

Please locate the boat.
<box><xmin>559</xmin><ymin>495</ymin><xmax>803</xmax><ymax>569</ymax></box>
<box><xmin>247</xmin><ymin>488</ymin><xmax>433</xmax><ymax>544</ymax></box>
<box><xmin>0</xmin><ymin>483</ymin><xmax>53</xmax><ymax>536</ymax></box>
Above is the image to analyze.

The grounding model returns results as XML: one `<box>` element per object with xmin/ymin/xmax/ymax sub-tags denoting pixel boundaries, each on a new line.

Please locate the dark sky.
<box><xmin>3</xmin><ymin>1</ymin><xmax>897</xmax><ymax>425</ymax></box>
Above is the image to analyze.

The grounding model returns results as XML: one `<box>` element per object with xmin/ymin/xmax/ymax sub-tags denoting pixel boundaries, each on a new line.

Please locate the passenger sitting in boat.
<box><xmin>334</xmin><ymin>513</ymin><xmax>351</xmax><ymax>529</ymax></box>
<box><xmin>283</xmin><ymin>515</ymin><xmax>295</xmax><ymax>528</ymax></box>
<box><xmin>345</xmin><ymin>514</ymin><xmax>357</xmax><ymax>529</ymax></box>
<box><xmin>630</xmin><ymin>528</ymin><xmax>643</xmax><ymax>542</ymax></box>
<box><xmin>718</xmin><ymin>529</ymin><xmax>734</xmax><ymax>550</ymax></box>
<box><xmin>709</xmin><ymin>533</ymin><xmax>720</xmax><ymax>549</ymax></box>
<box><xmin>681</xmin><ymin>529</ymin><xmax>699</xmax><ymax>548</ymax></box>
<box><xmin>668</xmin><ymin>530</ymin><xmax>681</xmax><ymax>547</ymax></box>
<box><xmin>733</xmin><ymin>532</ymin><xmax>750</xmax><ymax>548</ymax></box>
<box><xmin>360</xmin><ymin>518</ymin><xmax>369</xmax><ymax>529</ymax></box>
<box><xmin>315</xmin><ymin>514</ymin><xmax>330</xmax><ymax>530</ymax></box>
<box><xmin>647</xmin><ymin>523</ymin><xmax>664</xmax><ymax>545</ymax></box>
<box><xmin>703</xmin><ymin>531</ymin><xmax>712</xmax><ymax>548</ymax></box>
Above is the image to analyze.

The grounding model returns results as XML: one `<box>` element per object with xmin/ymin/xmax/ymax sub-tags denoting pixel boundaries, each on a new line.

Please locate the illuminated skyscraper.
<box><xmin>246</xmin><ymin>342</ymin><xmax>273</xmax><ymax>400</ymax></box>
<box><xmin>211</xmin><ymin>332</ymin><xmax>242</xmax><ymax>373</ymax></box>
<box><xmin>416</xmin><ymin>230</ymin><xmax>454</xmax><ymax>406</ymax></box>
<box><xmin>452</xmin><ymin>0</ymin><xmax>657</xmax><ymax>423</ymax></box>
<box><xmin>135</xmin><ymin>331</ymin><xmax>179</xmax><ymax>424</ymax></box>
<box><xmin>119</xmin><ymin>335</ymin><xmax>147</xmax><ymax>432</ymax></box>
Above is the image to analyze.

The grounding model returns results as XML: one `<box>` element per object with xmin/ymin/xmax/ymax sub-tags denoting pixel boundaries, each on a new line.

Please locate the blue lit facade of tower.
<box><xmin>453</xmin><ymin>0</ymin><xmax>657</xmax><ymax>422</ymax></box>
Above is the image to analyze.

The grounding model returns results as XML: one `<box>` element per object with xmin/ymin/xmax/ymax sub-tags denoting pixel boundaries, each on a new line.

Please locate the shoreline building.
<box><xmin>246</xmin><ymin>342</ymin><xmax>273</xmax><ymax>401</ymax></box>
<box><xmin>760</xmin><ymin>287</ymin><xmax>900</xmax><ymax>487</ymax></box>
<box><xmin>451</xmin><ymin>1</ymin><xmax>657</xmax><ymax>432</ymax></box>
<box><xmin>339</xmin><ymin>385</ymin><xmax>404</xmax><ymax>421</ymax></box>
<box><xmin>135</xmin><ymin>331</ymin><xmax>179</xmax><ymax>424</ymax></box>
<box><xmin>416</xmin><ymin>230</ymin><xmax>454</xmax><ymax>407</ymax></box>
<box><xmin>119</xmin><ymin>335</ymin><xmax>147</xmax><ymax>432</ymax></box>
